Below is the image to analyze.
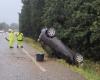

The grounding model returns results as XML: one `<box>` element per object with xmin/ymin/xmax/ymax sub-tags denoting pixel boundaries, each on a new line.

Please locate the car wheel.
<box><xmin>74</xmin><ymin>53</ymin><xmax>83</xmax><ymax>64</ymax></box>
<box><xmin>46</xmin><ymin>28</ymin><xmax>56</xmax><ymax>38</ymax></box>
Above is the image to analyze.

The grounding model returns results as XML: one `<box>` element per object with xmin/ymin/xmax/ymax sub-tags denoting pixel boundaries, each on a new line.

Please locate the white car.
<box><xmin>0</xmin><ymin>30</ymin><xmax>4</xmax><ymax>33</ymax></box>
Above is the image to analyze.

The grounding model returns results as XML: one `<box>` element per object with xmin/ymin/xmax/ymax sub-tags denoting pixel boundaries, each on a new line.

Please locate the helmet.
<box><xmin>8</xmin><ymin>29</ymin><xmax>13</xmax><ymax>32</ymax></box>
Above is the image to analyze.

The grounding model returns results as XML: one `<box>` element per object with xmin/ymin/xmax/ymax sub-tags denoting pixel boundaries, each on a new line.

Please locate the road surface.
<box><xmin>0</xmin><ymin>33</ymin><xmax>85</xmax><ymax>80</ymax></box>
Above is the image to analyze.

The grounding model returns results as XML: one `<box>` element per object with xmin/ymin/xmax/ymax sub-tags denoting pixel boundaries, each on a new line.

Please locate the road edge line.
<box><xmin>22</xmin><ymin>48</ymin><xmax>46</xmax><ymax>72</ymax></box>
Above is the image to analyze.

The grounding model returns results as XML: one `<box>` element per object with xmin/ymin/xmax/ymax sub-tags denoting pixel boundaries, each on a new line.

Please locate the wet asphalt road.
<box><xmin>0</xmin><ymin>33</ymin><xmax>85</xmax><ymax>80</ymax></box>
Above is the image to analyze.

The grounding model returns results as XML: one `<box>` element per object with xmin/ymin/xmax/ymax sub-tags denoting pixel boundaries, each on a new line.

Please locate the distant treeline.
<box><xmin>0</xmin><ymin>22</ymin><xmax>19</xmax><ymax>31</ymax></box>
<box><xmin>19</xmin><ymin>0</ymin><xmax>100</xmax><ymax>61</ymax></box>
<box><xmin>0</xmin><ymin>22</ymin><xmax>9</xmax><ymax>31</ymax></box>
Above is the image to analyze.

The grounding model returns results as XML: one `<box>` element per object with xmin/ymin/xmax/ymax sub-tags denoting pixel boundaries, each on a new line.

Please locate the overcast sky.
<box><xmin>0</xmin><ymin>0</ymin><xmax>22</xmax><ymax>25</ymax></box>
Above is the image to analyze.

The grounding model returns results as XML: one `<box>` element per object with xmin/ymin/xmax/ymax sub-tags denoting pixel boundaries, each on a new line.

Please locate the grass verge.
<box><xmin>24</xmin><ymin>37</ymin><xmax>45</xmax><ymax>53</ymax></box>
<box><xmin>57</xmin><ymin>59</ymin><xmax>100</xmax><ymax>80</ymax></box>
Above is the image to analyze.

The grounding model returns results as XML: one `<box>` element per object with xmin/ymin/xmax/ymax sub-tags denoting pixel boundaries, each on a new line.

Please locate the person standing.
<box><xmin>16</xmin><ymin>32</ymin><xmax>24</xmax><ymax>48</ymax></box>
<box><xmin>8</xmin><ymin>29</ymin><xmax>15</xmax><ymax>48</ymax></box>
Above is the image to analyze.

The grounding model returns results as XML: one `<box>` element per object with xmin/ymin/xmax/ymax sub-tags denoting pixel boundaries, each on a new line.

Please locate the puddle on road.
<box><xmin>16</xmin><ymin>56</ymin><xmax>25</xmax><ymax>59</ymax></box>
<box><xmin>15</xmin><ymin>56</ymin><xmax>32</xmax><ymax>62</ymax></box>
<box><xmin>9</xmin><ymin>54</ymin><xmax>32</xmax><ymax>63</ymax></box>
<box><xmin>16</xmin><ymin>57</ymin><xmax>26</xmax><ymax>60</ymax></box>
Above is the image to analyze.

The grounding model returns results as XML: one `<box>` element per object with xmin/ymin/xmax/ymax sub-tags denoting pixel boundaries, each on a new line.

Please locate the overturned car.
<box><xmin>38</xmin><ymin>28</ymin><xmax>83</xmax><ymax>65</ymax></box>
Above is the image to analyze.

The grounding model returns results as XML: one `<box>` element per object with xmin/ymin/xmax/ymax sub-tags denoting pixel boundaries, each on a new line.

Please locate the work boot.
<box><xmin>9</xmin><ymin>46</ymin><xmax>14</xmax><ymax>48</ymax></box>
<box><xmin>17</xmin><ymin>45</ymin><xmax>19</xmax><ymax>48</ymax></box>
<box><xmin>21</xmin><ymin>46</ymin><xmax>23</xmax><ymax>48</ymax></box>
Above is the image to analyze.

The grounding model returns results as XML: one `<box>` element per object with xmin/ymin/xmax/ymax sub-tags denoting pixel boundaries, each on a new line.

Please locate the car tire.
<box><xmin>74</xmin><ymin>53</ymin><xmax>83</xmax><ymax>64</ymax></box>
<box><xmin>46</xmin><ymin>28</ymin><xmax>56</xmax><ymax>38</ymax></box>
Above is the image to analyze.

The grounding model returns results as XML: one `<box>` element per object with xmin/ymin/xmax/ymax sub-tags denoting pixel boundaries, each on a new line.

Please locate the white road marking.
<box><xmin>22</xmin><ymin>48</ymin><xmax>46</xmax><ymax>72</ymax></box>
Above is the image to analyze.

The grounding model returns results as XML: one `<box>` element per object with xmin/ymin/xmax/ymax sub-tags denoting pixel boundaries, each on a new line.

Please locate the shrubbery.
<box><xmin>19</xmin><ymin>0</ymin><xmax>100</xmax><ymax>61</ymax></box>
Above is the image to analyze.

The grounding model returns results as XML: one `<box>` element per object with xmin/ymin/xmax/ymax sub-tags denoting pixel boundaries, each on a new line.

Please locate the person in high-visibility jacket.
<box><xmin>8</xmin><ymin>29</ymin><xmax>15</xmax><ymax>48</ymax></box>
<box><xmin>16</xmin><ymin>32</ymin><xmax>24</xmax><ymax>48</ymax></box>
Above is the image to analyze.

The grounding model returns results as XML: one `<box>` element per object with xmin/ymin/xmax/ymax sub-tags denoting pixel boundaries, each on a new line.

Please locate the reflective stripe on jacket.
<box><xmin>8</xmin><ymin>32</ymin><xmax>15</xmax><ymax>41</ymax></box>
<box><xmin>17</xmin><ymin>33</ymin><xmax>23</xmax><ymax>41</ymax></box>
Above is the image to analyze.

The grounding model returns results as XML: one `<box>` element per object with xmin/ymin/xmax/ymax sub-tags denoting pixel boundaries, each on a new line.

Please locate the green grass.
<box><xmin>24</xmin><ymin>37</ymin><xmax>45</xmax><ymax>53</ymax></box>
<box><xmin>58</xmin><ymin>59</ymin><xmax>100</xmax><ymax>80</ymax></box>
<box><xmin>25</xmin><ymin>37</ymin><xmax>100</xmax><ymax>80</ymax></box>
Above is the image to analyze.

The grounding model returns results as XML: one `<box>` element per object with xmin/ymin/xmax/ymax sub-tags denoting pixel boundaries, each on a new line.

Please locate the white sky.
<box><xmin>0</xmin><ymin>0</ymin><xmax>22</xmax><ymax>25</ymax></box>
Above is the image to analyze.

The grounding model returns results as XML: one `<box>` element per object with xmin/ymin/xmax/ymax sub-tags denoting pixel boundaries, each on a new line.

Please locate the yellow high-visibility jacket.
<box><xmin>17</xmin><ymin>33</ymin><xmax>23</xmax><ymax>41</ymax></box>
<box><xmin>8</xmin><ymin>32</ymin><xmax>15</xmax><ymax>41</ymax></box>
